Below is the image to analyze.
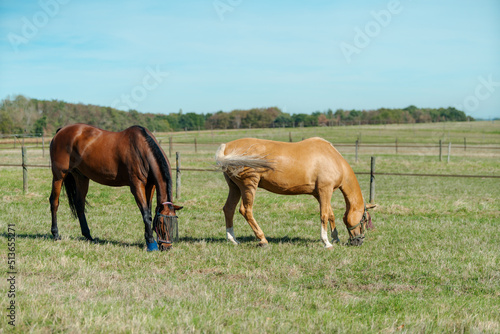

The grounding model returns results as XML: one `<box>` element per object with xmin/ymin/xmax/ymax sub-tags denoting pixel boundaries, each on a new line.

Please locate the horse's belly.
<box><xmin>258</xmin><ymin>177</ymin><xmax>315</xmax><ymax>195</ymax></box>
<box><xmin>77</xmin><ymin>165</ymin><xmax>129</xmax><ymax>187</ymax></box>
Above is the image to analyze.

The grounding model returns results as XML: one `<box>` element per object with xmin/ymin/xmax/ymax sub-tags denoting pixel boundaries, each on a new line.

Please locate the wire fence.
<box><xmin>2</xmin><ymin>134</ymin><xmax>500</xmax><ymax>153</ymax></box>
<box><xmin>2</xmin><ymin>131</ymin><xmax>499</xmax><ymax>198</ymax></box>
<box><xmin>2</xmin><ymin>162</ymin><xmax>499</xmax><ymax>179</ymax></box>
<box><xmin>2</xmin><ymin>149</ymin><xmax>499</xmax><ymax>199</ymax></box>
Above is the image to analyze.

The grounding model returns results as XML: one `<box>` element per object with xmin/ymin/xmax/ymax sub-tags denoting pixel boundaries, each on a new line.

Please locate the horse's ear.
<box><xmin>173</xmin><ymin>205</ymin><xmax>183</xmax><ymax>211</ymax></box>
<box><xmin>366</xmin><ymin>203</ymin><xmax>377</xmax><ymax>210</ymax></box>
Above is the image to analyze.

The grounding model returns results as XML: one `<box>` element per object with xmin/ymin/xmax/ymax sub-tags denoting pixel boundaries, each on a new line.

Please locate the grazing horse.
<box><xmin>215</xmin><ymin>137</ymin><xmax>375</xmax><ymax>248</ymax></box>
<box><xmin>49</xmin><ymin>124</ymin><xmax>182</xmax><ymax>251</ymax></box>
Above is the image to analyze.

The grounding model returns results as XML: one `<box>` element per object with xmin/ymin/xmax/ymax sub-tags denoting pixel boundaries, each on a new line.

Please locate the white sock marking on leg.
<box><xmin>321</xmin><ymin>225</ymin><xmax>333</xmax><ymax>248</ymax></box>
<box><xmin>226</xmin><ymin>227</ymin><xmax>239</xmax><ymax>245</ymax></box>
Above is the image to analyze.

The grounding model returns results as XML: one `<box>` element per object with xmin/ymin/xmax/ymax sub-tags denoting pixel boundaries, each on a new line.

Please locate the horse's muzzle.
<box><xmin>158</xmin><ymin>241</ymin><xmax>173</xmax><ymax>251</ymax></box>
<box><xmin>348</xmin><ymin>235</ymin><xmax>364</xmax><ymax>246</ymax></box>
<box><xmin>153</xmin><ymin>214</ymin><xmax>179</xmax><ymax>251</ymax></box>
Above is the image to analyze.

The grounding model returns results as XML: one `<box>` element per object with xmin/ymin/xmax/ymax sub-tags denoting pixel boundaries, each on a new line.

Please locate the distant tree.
<box><xmin>273</xmin><ymin>113</ymin><xmax>292</xmax><ymax>127</ymax></box>
<box><xmin>404</xmin><ymin>105</ymin><xmax>418</xmax><ymax>113</ymax></box>
<box><xmin>318</xmin><ymin>114</ymin><xmax>328</xmax><ymax>126</ymax></box>
<box><xmin>206</xmin><ymin>111</ymin><xmax>231</xmax><ymax>129</ymax></box>
<box><xmin>0</xmin><ymin>95</ymin><xmax>476</xmax><ymax>134</ymax></box>
<box><xmin>33</xmin><ymin>115</ymin><xmax>47</xmax><ymax>135</ymax></box>
<box><xmin>334</xmin><ymin>109</ymin><xmax>346</xmax><ymax>124</ymax></box>
<box><xmin>0</xmin><ymin>110</ymin><xmax>15</xmax><ymax>134</ymax></box>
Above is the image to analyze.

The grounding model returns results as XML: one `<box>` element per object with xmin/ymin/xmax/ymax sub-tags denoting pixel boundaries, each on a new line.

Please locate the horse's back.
<box><xmin>222</xmin><ymin>137</ymin><xmax>349</xmax><ymax>194</ymax></box>
<box><xmin>51</xmin><ymin>124</ymin><xmax>145</xmax><ymax>152</ymax></box>
<box><xmin>50</xmin><ymin>124</ymin><xmax>143</xmax><ymax>185</ymax></box>
<box><xmin>224</xmin><ymin>137</ymin><xmax>345</xmax><ymax>166</ymax></box>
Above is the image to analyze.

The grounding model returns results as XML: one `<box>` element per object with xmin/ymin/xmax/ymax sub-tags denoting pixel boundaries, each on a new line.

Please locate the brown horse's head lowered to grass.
<box><xmin>49</xmin><ymin>124</ymin><xmax>182</xmax><ymax>251</ymax></box>
<box><xmin>215</xmin><ymin>137</ymin><xmax>376</xmax><ymax>248</ymax></box>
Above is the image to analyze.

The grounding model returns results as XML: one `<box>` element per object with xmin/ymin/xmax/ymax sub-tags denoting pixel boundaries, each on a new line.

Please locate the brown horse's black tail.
<box><xmin>63</xmin><ymin>172</ymin><xmax>85</xmax><ymax>219</ymax></box>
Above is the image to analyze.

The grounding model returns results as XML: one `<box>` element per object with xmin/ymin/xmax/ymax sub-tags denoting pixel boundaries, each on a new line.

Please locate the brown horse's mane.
<box><xmin>136</xmin><ymin>126</ymin><xmax>173</xmax><ymax>201</ymax></box>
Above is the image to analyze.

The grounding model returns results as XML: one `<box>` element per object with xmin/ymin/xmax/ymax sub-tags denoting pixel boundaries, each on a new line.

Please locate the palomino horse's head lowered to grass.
<box><xmin>345</xmin><ymin>203</ymin><xmax>376</xmax><ymax>246</ymax></box>
<box><xmin>153</xmin><ymin>202</ymin><xmax>183</xmax><ymax>251</ymax></box>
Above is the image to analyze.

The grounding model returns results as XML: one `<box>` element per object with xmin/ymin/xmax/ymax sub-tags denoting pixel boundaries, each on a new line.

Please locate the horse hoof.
<box><xmin>257</xmin><ymin>242</ymin><xmax>269</xmax><ymax>248</ymax></box>
<box><xmin>146</xmin><ymin>241</ymin><xmax>159</xmax><ymax>251</ymax></box>
<box><xmin>53</xmin><ymin>235</ymin><xmax>61</xmax><ymax>241</ymax></box>
<box><xmin>83</xmin><ymin>235</ymin><xmax>94</xmax><ymax>242</ymax></box>
<box><xmin>325</xmin><ymin>245</ymin><xmax>334</xmax><ymax>250</ymax></box>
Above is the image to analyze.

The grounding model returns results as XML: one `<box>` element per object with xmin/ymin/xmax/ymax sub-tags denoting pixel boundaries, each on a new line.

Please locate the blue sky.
<box><xmin>1</xmin><ymin>0</ymin><xmax>499</xmax><ymax>119</ymax></box>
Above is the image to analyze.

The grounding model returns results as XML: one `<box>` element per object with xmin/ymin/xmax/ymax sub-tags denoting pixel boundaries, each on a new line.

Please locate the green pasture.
<box><xmin>1</xmin><ymin>122</ymin><xmax>499</xmax><ymax>333</ymax></box>
<box><xmin>155</xmin><ymin>119</ymin><xmax>500</xmax><ymax>144</ymax></box>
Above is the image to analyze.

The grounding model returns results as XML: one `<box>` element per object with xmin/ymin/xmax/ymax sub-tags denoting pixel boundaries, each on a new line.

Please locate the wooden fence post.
<box><xmin>439</xmin><ymin>140</ymin><xmax>442</xmax><ymax>162</ymax></box>
<box><xmin>42</xmin><ymin>134</ymin><xmax>45</xmax><ymax>157</ymax></box>
<box><xmin>22</xmin><ymin>146</ymin><xmax>28</xmax><ymax>194</ymax></box>
<box><xmin>447</xmin><ymin>142</ymin><xmax>451</xmax><ymax>163</ymax></box>
<box><xmin>395</xmin><ymin>138</ymin><xmax>398</xmax><ymax>154</ymax></box>
<box><xmin>355</xmin><ymin>139</ymin><xmax>359</xmax><ymax>163</ymax></box>
<box><xmin>176</xmin><ymin>152</ymin><xmax>181</xmax><ymax>199</ymax></box>
<box><xmin>169</xmin><ymin>136</ymin><xmax>173</xmax><ymax>157</ymax></box>
<box><xmin>194</xmin><ymin>138</ymin><xmax>198</xmax><ymax>153</ymax></box>
<box><xmin>464</xmin><ymin>137</ymin><xmax>466</xmax><ymax>152</ymax></box>
<box><xmin>289</xmin><ymin>132</ymin><xmax>292</xmax><ymax>142</ymax></box>
<box><xmin>369</xmin><ymin>156</ymin><xmax>376</xmax><ymax>204</ymax></box>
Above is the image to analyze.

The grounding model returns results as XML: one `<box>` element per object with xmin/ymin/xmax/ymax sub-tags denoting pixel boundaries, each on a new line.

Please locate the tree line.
<box><xmin>0</xmin><ymin>95</ymin><xmax>473</xmax><ymax>135</ymax></box>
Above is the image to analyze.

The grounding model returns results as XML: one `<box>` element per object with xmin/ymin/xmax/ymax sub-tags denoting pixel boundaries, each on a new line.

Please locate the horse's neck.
<box><xmin>155</xmin><ymin>181</ymin><xmax>172</xmax><ymax>204</ymax></box>
<box><xmin>339</xmin><ymin>173</ymin><xmax>364</xmax><ymax>212</ymax></box>
<box><xmin>149</xmin><ymin>156</ymin><xmax>173</xmax><ymax>205</ymax></box>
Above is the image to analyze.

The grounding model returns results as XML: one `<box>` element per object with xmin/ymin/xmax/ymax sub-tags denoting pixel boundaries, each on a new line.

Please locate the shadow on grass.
<box><xmin>2</xmin><ymin>233</ymin><xmax>317</xmax><ymax>249</ymax></box>
<box><xmin>179</xmin><ymin>235</ymin><xmax>315</xmax><ymax>245</ymax></box>
<box><xmin>0</xmin><ymin>232</ymin><xmax>144</xmax><ymax>249</ymax></box>
<box><xmin>78</xmin><ymin>237</ymin><xmax>144</xmax><ymax>249</ymax></box>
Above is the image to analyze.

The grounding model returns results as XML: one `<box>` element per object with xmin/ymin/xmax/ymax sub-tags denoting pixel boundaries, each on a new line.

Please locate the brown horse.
<box><xmin>49</xmin><ymin>124</ymin><xmax>182</xmax><ymax>251</ymax></box>
<box><xmin>215</xmin><ymin>137</ymin><xmax>375</xmax><ymax>248</ymax></box>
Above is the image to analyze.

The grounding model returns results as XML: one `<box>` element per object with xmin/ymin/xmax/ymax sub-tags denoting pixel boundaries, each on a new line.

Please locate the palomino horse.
<box><xmin>215</xmin><ymin>137</ymin><xmax>375</xmax><ymax>248</ymax></box>
<box><xmin>49</xmin><ymin>124</ymin><xmax>182</xmax><ymax>251</ymax></box>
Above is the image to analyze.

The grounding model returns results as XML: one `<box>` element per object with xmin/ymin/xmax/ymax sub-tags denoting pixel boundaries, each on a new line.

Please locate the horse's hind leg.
<box><xmin>73</xmin><ymin>174</ymin><xmax>93</xmax><ymax>241</ymax></box>
<box><xmin>238</xmin><ymin>180</ymin><xmax>268</xmax><ymax>247</ymax></box>
<box><xmin>223</xmin><ymin>174</ymin><xmax>241</xmax><ymax>245</ymax></box>
<box><xmin>49</xmin><ymin>177</ymin><xmax>63</xmax><ymax>240</ymax></box>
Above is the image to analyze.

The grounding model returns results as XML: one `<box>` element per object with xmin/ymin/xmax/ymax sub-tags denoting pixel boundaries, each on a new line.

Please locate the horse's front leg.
<box><xmin>131</xmin><ymin>182</ymin><xmax>157</xmax><ymax>251</ymax></box>
<box><xmin>316</xmin><ymin>188</ymin><xmax>335</xmax><ymax>249</ymax></box>
<box><xmin>141</xmin><ymin>209</ymin><xmax>157</xmax><ymax>251</ymax></box>
<box><xmin>329</xmin><ymin>208</ymin><xmax>340</xmax><ymax>244</ymax></box>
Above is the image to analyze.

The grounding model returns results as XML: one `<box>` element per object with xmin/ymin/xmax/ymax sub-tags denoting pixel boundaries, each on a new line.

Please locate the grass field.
<box><xmin>1</xmin><ymin>122</ymin><xmax>499</xmax><ymax>333</ymax></box>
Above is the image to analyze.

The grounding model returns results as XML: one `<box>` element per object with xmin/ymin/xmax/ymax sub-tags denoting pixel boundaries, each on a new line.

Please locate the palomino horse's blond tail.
<box><xmin>215</xmin><ymin>144</ymin><xmax>274</xmax><ymax>176</ymax></box>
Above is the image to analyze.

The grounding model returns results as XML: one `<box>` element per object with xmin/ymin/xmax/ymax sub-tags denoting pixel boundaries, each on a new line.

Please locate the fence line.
<box><xmin>2</xmin><ymin>163</ymin><xmax>498</xmax><ymax>179</ymax></box>
<box><xmin>2</xmin><ymin>134</ymin><xmax>500</xmax><ymax>151</ymax></box>
<box><xmin>2</xmin><ymin>148</ymin><xmax>499</xmax><ymax>197</ymax></box>
<box><xmin>164</xmin><ymin>142</ymin><xmax>500</xmax><ymax>150</ymax></box>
